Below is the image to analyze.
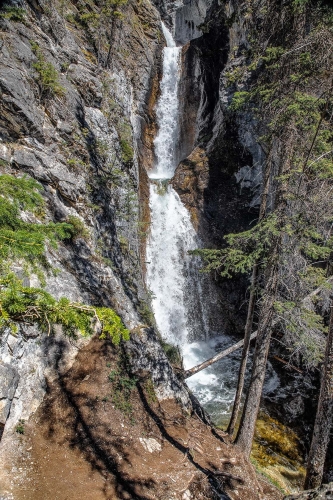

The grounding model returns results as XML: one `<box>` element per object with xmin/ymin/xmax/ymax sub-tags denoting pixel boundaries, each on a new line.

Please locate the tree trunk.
<box><xmin>234</xmin><ymin>242</ymin><xmax>280</xmax><ymax>457</ymax></box>
<box><xmin>227</xmin><ymin>264</ymin><xmax>258</xmax><ymax>436</ymax></box>
<box><xmin>304</xmin><ymin>302</ymin><xmax>333</xmax><ymax>490</ymax></box>
<box><xmin>227</xmin><ymin>149</ymin><xmax>273</xmax><ymax>437</ymax></box>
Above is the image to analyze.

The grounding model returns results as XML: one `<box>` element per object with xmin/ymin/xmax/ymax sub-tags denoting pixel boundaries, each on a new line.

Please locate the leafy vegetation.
<box><xmin>64</xmin><ymin>0</ymin><xmax>129</xmax><ymax>68</ymax></box>
<box><xmin>0</xmin><ymin>6</ymin><xmax>26</xmax><ymax>22</ymax></box>
<box><xmin>160</xmin><ymin>340</ymin><xmax>182</xmax><ymax>366</ymax></box>
<box><xmin>108</xmin><ymin>363</ymin><xmax>137</xmax><ymax>417</ymax></box>
<box><xmin>200</xmin><ymin>0</ymin><xmax>333</xmax><ymax>370</ymax></box>
<box><xmin>0</xmin><ymin>174</ymin><xmax>129</xmax><ymax>344</ymax></box>
<box><xmin>138</xmin><ymin>299</ymin><xmax>155</xmax><ymax>326</ymax></box>
<box><xmin>143</xmin><ymin>377</ymin><xmax>157</xmax><ymax>404</ymax></box>
<box><xmin>30</xmin><ymin>41</ymin><xmax>65</xmax><ymax>99</ymax></box>
<box><xmin>120</xmin><ymin>139</ymin><xmax>134</xmax><ymax>164</ymax></box>
<box><xmin>15</xmin><ymin>419</ymin><xmax>25</xmax><ymax>435</ymax></box>
<box><xmin>65</xmin><ymin>215</ymin><xmax>90</xmax><ymax>241</ymax></box>
<box><xmin>0</xmin><ymin>175</ymin><xmax>71</xmax><ymax>265</ymax></box>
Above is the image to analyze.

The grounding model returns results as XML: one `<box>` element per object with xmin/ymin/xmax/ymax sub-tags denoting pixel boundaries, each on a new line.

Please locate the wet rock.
<box><xmin>284</xmin><ymin>482</ymin><xmax>333</xmax><ymax>499</ymax></box>
<box><xmin>172</xmin><ymin>147</ymin><xmax>209</xmax><ymax>230</ymax></box>
<box><xmin>175</xmin><ymin>0</ymin><xmax>214</xmax><ymax>45</ymax></box>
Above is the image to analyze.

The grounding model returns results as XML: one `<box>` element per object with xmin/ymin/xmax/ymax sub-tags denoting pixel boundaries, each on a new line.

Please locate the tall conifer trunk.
<box><xmin>234</xmin><ymin>242</ymin><xmax>280</xmax><ymax>457</ymax></box>
<box><xmin>304</xmin><ymin>302</ymin><xmax>333</xmax><ymax>489</ymax></box>
<box><xmin>227</xmin><ymin>152</ymin><xmax>273</xmax><ymax>437</ymax></box>
<box><xmin>234</xmin><ymin>128</ymin><xmax>293</xmax><ymax>457</ymax></box>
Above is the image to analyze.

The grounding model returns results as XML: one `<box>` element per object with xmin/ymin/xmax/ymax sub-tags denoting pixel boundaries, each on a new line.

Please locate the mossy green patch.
<box><xmin>251</xmin><ymin>412</ymin><xmax>306</xmax><ymax>494</ymax></box>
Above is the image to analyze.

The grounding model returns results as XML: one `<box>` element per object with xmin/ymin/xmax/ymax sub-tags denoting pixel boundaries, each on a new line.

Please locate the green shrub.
<box><xmin>230</xmin><ymin>91</ymin><xmax>250</xmax><ymax>111</ymax></box>
<box><xmin>0</xmin><ymin>174</ymin><xmax>129</xmax><ymax>344</ymax></box>
<box><xmin>0</xmin><ymin>174</ymin><xmax>71</xmax><ymax>264</ymax></box>
<box><xmin>15</xmin><ymin>419</ymin><xmax>25</xmax><ymax>434</ymax></box>
<box><xmin>108</xmin><ymin>367</ymin><xmax>137</xmax><ymax>416</ymax></box>
<box><xmin>143</xmin><ymin>377</ymin><xmax>157</xmax><ymax>404</ymax></box>
<box><xmin>30</xmin><ymin>42</ymin><xmax>65</xmax><ymax>98</ymax></box>
<box><xmin>138</xmin><ymin>300</ymin><xmax>155</xmax><ymax>326</ymax></box>
<box><xmin>118</xmin><ymin>234</ymin><xmax>129</xmax><ymax>253</ymax></box>
<box><xmin>120</xmin><ymin>139</ymin><xmax>134</xmax><ymax>164</ymax></box>
<box><xmin>95</xmin><ymin>139</ymin><xmax>109</xmax><ymax>160</ymax></box>
<box><xmin>66</xmin><ymin>215</ymin><xmax>90</xmax><ymax>240</ymax></box>
<box><xmin>0</xmin><ymin>6</ymin><xmax>26</xmax><ymax>22</ymax></box>
<box><xmin>161</xmin><ymin>340</ymin><xmax>182</xmax><ymax>366</ymax></box>
<box><xmin>0</xmin><ymin>273</ymin><xmax>130</xmax><ymax>342</ymax></box>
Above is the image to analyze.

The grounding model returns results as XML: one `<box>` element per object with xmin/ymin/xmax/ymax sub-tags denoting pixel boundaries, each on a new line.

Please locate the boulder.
<box><xmin>0</xmin><ymin>363</ymin><xmax>19</xmax><ymax>426</ymax></box>
<box><xmin>284</xmin><ymin>483</ymin><xmax>333</xmax><ymax>500</ymax></box>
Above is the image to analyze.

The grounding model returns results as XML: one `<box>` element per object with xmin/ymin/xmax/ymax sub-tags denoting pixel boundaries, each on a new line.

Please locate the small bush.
<box><xmin>120</xmin><ymin>139</ymin><xmax>134</xmax><ymax>164</ymax></box>
<box><xmin>161</xmin><ymin>341</ymin><xmax>182</xmax><ymax>366</ymax></box>
<box><xmin>138</xmin><ymin>300</ymin><xmax>155</xmax><ymax>326</ymax></box>
<box><xmin>30</xmin><ymin>42</ymin><xmax>65</xmax><ymax>99</ymax></box>
<box><xmin>0</xmin><ymin>6</ymin><xmax>26</xmax><ymax>22</ymax></box>
<box><xmin>118</xmin><ymin>234</ymin><xmax>129</xmax><ymax>253</ymax></box>
<box><xmin>143</xmin><ymin>377</ymin><xmax>157</xmax><ymax>404</ymax></box>
<box><xmin>108</xmin><ymin>368</ymin><xmax>137</xmax><ymax>417</ymax></box>
<box><xmin>66</xmin><ymin>215</ymin><xmax>90</xmax><ymax>240</ymax></box>
<box><xmin>15</xmin><ymin>419</ymin><xmax>25</xmax><ymax>434</ymax></box>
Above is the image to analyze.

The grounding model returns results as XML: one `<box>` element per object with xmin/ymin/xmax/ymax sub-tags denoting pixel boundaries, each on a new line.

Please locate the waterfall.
<box><xmin>146</xmin><ymin>23</ymin><xmax>280</xmax><ymax>426</ymax></box>
<box><xmin>146</xmin><ymin>22</ymin><xmax>207</xmax><ymax>348</ymax></box>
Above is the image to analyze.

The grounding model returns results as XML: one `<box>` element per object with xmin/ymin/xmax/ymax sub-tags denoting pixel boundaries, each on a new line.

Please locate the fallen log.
<box><xmin>184</xmin><ymin>279</ymin><xmax>333</xmax><ymax>379</ymax></box>
<box><xmin>184</xmin><ymin>331</ymin><xmax>258</xmax><ymax>379</ymax></box>
<box><xmin>272</xmin><ymin>355</ymin><xmax>303</xmax><ymax>374</ymax></box>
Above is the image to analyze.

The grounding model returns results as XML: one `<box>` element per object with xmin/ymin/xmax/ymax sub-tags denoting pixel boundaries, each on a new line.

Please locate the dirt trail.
<box><xmin>1</xmin><ymin>337</ymin><xmax>283</xmax><ymax>500</ymax></box>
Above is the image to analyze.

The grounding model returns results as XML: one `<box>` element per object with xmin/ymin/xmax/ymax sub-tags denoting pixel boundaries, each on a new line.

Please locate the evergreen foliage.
<box><xmin>0</xmin><ymin>6</ymin><xmax>26</xmax><ymax>22</ymax></box>
<box><xmin>0</xmin><ymin>174</ymin><xmax>129</xmax><ymax>344</ymax></box>
<box><xmin>0</xmin><ymin>175</ymin><xmax>72</xmax><ymax>264</ymax></box>
<box><xmin>199</xmin><ymin>0</ymin><xmax>333</xmax><ymax>368</ymax></box>
<box><xmin>30</xmin><ymin>42</ymin><xmax>65</xmax><ymax>99</ymax></box>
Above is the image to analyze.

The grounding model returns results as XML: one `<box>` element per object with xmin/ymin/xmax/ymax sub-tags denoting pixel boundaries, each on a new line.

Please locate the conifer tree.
<box><xmin>195</xmin><ymin>1</ymin><xmax>333</xmax><ymax>460</ymax></box>
<box><xmin>0</xmin><ymin>174</ymin><xmax>129</xmax><ymax>344</ymax></box>
<box><xmin>304</xmin><ymin>302</ymin><xmax>333</xmax><ymax>489</ymax></box>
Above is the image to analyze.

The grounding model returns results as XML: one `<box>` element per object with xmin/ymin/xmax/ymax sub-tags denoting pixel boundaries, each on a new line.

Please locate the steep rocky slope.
<box><xmin>0</xmin><ymin>0</ymin><xmax>189</xmax><ymax>494</ymax></box>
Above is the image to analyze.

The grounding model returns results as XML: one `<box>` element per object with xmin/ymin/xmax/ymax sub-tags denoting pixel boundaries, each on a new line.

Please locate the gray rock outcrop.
<box><xmin>284</xmin><ymin>483</ymin><xmax>333</xmax><ymax>500</ymax></box>
<box><xmin>0</xmin><ymin>0</ymin><xmax>189</xmax><ymax>452</ymax></box>
<box><xmin>0</xmin><ymin>362</ymin><xmax>19</xmax><ymax>427</ymax></box>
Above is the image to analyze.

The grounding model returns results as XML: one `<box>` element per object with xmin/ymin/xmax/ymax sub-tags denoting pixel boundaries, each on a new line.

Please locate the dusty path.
<box><xmin>0</xmin><ymin>337</ymin><xmax>282</xmax><ymax>500</ymax></box>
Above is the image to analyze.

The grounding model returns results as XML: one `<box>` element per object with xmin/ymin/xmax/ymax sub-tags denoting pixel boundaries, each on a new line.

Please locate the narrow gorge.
<box><xmin>0</xmin><ymin>0</ymin><xmax>332</xmax><ymax>499</ymax></box>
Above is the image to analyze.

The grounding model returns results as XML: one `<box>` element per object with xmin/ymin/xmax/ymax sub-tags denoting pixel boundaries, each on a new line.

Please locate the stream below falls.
<box><xmin>146</xmin><ymin>23</ymin><xmax>305</xmax><ymax>494</ymax></box>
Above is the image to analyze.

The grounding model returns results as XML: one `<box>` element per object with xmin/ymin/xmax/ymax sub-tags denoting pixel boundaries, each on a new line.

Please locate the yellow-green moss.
<box><xmin>251</xmin><ymin>412</ymin><xmax>306</xmax><ymax>494</ymax></box>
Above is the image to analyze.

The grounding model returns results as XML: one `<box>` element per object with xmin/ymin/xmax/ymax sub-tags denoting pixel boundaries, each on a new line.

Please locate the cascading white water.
<box><xmin>150</xmin><ymin>24</ymin><xmax>181</xmax><ymax>180</ymax></box>
<box><xmin>146</xmin><ymin>23</ymin><xmax>280</xmax><ymax>425</ymax></box>
<box><xmin>146</xmin><ymin>23</ymin><xmax>206</xmax><ymax>347</ymax></box>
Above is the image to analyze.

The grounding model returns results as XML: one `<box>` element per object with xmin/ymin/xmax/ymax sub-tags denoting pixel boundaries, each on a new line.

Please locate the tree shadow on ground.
<box><xmin>41</xmin><ymin>336</ymin><xmax>156</xmax><ymax>500</ymax></box>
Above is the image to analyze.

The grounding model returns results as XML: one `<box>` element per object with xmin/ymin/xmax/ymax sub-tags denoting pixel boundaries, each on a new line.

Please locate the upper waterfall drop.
<box><xmin>149</xmin><ymin>23</ymin><xmax>182</xmax><ymax>180</ymax></box>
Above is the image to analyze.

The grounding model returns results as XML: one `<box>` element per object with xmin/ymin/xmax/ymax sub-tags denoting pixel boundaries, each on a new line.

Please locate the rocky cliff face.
<box><xmin>0</xmin><ymin>0</ymin><xmax>194</xmax><ymax>495</ymax></box>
